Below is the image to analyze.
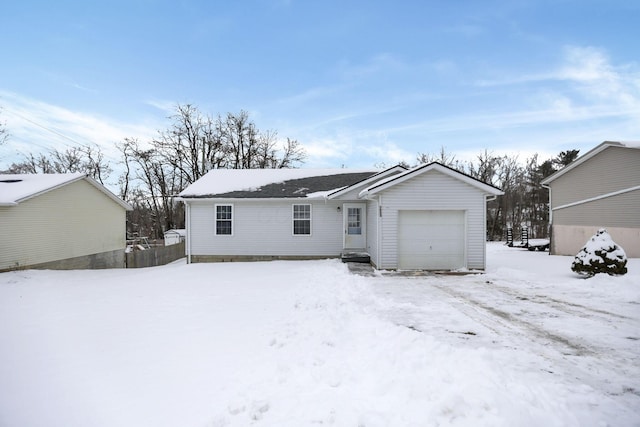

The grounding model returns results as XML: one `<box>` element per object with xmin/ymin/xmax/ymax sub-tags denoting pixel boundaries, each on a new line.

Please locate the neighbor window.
<box><xmin>293</xmin><ymin>204</ymin><xmax>311</xmax><ymax>235</ymax></box>
<box><xmin>215</xmin><ymin>204</ymin><xmax>233</xmax><ymax>235</ymax></box>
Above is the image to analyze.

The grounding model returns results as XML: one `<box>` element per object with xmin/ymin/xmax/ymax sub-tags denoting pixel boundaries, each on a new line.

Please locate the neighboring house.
<box><xmin>541</xmin><ymin>141</ymin><xmax>640</xmax><ymax>257</ymax></box>
<box><xmin>179</xmin><ymin>163</ymin><xmax>503</xmax><ymax>270</ymax></box>
<box><xmin>164</xmin><ymin>229</ymin><xmax>186</xmax><ymax>246</ymax></box>
<box><xmin>0</xmin><ymin>173</ymin><xmax>132</xmax><ymax>271</ymax></box>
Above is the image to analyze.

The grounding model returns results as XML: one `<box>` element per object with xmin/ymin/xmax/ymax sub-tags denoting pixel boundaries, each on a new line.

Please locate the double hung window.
<box><xmin>215</xmin><ymin>204</ymin><xmax>233</xmax><ymax>235</ymax></box>
<box><xmin>292</xmin><ymin>204</ymin><xmax>311</xmax><ymax>235</ymax></box>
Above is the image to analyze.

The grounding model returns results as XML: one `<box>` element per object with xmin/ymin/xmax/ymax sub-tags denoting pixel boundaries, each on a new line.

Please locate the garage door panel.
<box><xmin>398</xmin><ymin>210</ymin><xmax>465</xmax><ymax>270</ymax></box>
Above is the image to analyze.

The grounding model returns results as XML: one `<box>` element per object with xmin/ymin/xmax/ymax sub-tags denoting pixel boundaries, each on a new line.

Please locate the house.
<box><xmin>541</xmin><ymin>141</ymin><xmax>640</xmax><ymax>257</ymax></box>
<box><xmin>179</xmin><ymin>163</ymin><xmax>503</xmax><ymax>270</ymax></box>
<box><xmin>0</xmin><ymin>173</ymin><xmax>132</xmax><ymax>271</ymax></box>
<box><xmin>164</xmin><ymin>229</ymin><xmax>186</xmax><ymax>246</ymax></box>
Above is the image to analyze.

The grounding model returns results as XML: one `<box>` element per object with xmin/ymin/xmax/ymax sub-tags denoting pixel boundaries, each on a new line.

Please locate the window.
<box><xmin>215</xmin><ymin>204</ymin><xmax>233</xmax><ymax>235</ymax></box>
<box><xmin>293</xmin><ymin>204</ymin><xmax>311</xmax><ymax>235</ymax></box>
<box><xmin>347</xmin><ymin>207</ymin><xmax>362</xmax><ymax>235</ymax></box>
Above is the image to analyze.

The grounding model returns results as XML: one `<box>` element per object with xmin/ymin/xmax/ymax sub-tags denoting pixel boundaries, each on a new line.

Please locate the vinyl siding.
<box><xmin>377</xmin><ymin>170</ymin><xmax>487</xmax><ymax>270</ymax></box>
<box><xmin>366</xmin><ymin>198</ymin><xmax>379</xmax><ymax>267</ymax></box>
<box><xmin>553</xmin><ymin>189</ymin><xmax>640</xmax><ymax>228</ymax></box>
<box><xmin>0</xmin><ymin>179</ymin><xmax>127</xmax><ymax>270</ymax></box>
<box><xmin>188</xmin><ymin>199</ymin><xmax>345</xmax><ymax>257</ymax></box>
<box><xmin>550</xmin><ymin>146</ymin><xmax>640</xmax><ymax>207</ymax></box>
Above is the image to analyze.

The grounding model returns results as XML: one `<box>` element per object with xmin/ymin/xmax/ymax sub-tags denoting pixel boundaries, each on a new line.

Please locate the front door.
<box><xmin>343</xmin><ymin>203</ymin><xmax>366</xmax><ymax>249</ymax></box>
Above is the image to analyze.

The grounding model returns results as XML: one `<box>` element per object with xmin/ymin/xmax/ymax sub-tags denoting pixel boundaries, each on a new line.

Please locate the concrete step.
<box><xmin>341</xmin><ymin>251</ymin><xmax>370</xmax><ymax>263</ymax></box>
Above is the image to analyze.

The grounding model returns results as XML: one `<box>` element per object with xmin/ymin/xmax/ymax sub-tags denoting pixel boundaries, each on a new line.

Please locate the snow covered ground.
<box><xmin>1</xmin><ymin>243</ymin><xmax>638</xmax><ymax>426</ymax></box>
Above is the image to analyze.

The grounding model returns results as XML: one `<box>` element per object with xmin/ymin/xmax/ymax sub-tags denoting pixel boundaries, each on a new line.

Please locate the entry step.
<box><xmin>341</xmin><ymin>251</ymin><xmax>370</xmax><ymax>263</ymax></box>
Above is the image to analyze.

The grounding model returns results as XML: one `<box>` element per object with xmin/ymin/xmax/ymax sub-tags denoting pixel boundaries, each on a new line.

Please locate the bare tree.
<box><xmin>118</xmin><ymin>104</ymin><xmax>306</xmax><ymax>239</ymax></box>
<box><xmin>5</xmin><ymin>144</ymin><xmax>112</xmax><ymax>184</ymax></box>
<box><xmin>0</xmin><ymin>115</ymin><xmax>8</xmax><ymax>146</ymax></box>
<box><xmin>417</xmin><ymin>146</ymin><xmax>464</xmax><ymax>171</ymax></box>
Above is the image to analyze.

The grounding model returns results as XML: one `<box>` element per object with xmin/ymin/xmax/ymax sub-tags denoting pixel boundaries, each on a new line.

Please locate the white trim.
<box><xmin>186</xmin><ymin>203</ymin><xmax>192</xmax><ymax>263</ymax></box>
<box><xmin>552</xmin><ymin>185</ymin><xmax>640</xmax><ymax>211</ymax></box>
<box><xmin>292</xmin><ymin>203</ymin><xmax>312</xmax><ymax>236</ymax></box>
<box><xmin>326</xmin><ymin>165</ymin><xmax>407</xmax><ymax>199</ymax></box>
<box><xmin>359</xmin><ymin>163</ymin><xmax>503</xmax><ymax>198</ymax></box>
<box><xmin>342</xmin><ymin>202</ymin><xmax>366</xmax><ymax>249</ymax></box>
<box><xmin>214</xmin><ymin>203</ymin><xmax>234</xmax><ymax>236</ymax></box>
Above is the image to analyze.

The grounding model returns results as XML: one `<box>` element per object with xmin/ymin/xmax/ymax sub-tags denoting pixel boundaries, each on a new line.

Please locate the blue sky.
<box><xmin>1</xmin><ymin>0</ymin><xmax>639</xmax><ymax>180</ymax></box>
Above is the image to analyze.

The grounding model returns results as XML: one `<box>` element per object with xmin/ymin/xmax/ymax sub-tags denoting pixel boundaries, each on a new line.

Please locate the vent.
<box><xmin>0</xmin><ymin>179</ymin><xmax>23</xmax><ymax>183</ymax></box>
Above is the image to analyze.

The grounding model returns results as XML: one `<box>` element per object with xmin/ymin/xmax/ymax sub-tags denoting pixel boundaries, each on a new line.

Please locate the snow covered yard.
<box><xmin>1</xmin><ymin>244</ymin><xmax>638</xmax><ymax>426</ymax></box>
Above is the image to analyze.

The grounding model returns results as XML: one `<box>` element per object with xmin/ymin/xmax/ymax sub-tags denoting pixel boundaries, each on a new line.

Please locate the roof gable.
<box><xmin>359</xmin><ymin>162</ymin><xmax>503</xmax><ymax>197</ymax></box>
<box><xmin>0</xmin><ymin>173</ymin><xmax>132</xmax><ymax>210</ymax></box>
<box><xmin>541</xmin><ymin>141</ymin><xmax>640</xmax><ymax>185</ymax></box>
<box><xmin>326</xmin><ymin>165</ymin><xmax>407</xmax><ymax>199</ymax></box>
<box><xmin>179</xmin><ymin>169</ymin><xmax>380</xmax><ymax>199</ymax></box>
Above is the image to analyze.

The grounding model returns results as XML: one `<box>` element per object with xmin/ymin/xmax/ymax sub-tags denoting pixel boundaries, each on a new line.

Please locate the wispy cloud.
<box><xmin>336</xmin><ymin>53</ymin><xmax>408</xmax><ymax>80</ymax></box>
<box><xmin>0</xmin><ymin>91</ymin><xmax>159</xmax><ymax>166</ymax></box>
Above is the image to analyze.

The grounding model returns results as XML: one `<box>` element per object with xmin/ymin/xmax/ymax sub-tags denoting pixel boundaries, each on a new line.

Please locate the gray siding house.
<box><xmin>541</xmin><ymin>141</ymin><xmax>640</xmax><ymax>257</ymax></box>
<box><xmin>0</xmin><ymin>173</ymin><xmax>132</xmax><ymax>271</ymax></box>
<box><xmin>179</xmin><ymin>163</ymin><xmax>503</xmax><ymax>270</ymax></box>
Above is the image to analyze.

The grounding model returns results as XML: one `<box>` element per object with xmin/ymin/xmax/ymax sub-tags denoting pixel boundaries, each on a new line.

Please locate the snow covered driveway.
<box><xmin>1</xmin><ymin>244</ymin><xmax>639</xmax><ymax>426</ymax></box>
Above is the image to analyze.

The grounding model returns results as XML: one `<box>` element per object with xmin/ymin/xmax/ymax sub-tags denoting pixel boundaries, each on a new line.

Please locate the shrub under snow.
<box><xmin>571</xmin><ymin>228</ymin><xmax>628</xmax><ymax>277</ymax></box>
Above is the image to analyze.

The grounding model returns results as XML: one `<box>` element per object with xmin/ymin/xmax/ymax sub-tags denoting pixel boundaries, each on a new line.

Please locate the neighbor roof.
<box><xmin>0</xmin><ymin>173</ymin><xmax>132</xmax><ymax>210</ymax></box>
<box><xmin>179</xmin><ymin>169</ymin><xmax>379</xmax><ymax>199</ymax></box>
<box><xmin>541</xmin><ymin>141</ymin><xmax>640</xmax><ymax>185</ymax></box>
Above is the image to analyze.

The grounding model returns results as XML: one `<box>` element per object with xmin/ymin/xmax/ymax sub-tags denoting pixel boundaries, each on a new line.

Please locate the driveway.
<box><xmin>368</xmin><ymin>272</ymin><xmax>640</xmax><ymax>414</ymax></box>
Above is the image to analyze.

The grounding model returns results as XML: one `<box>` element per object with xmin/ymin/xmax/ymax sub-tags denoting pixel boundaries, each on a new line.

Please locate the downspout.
<box><xmin>484</xmin><ymin>194</ymin><xmax>499</xmax><ymax>269</ymax></box>
<box><xmin>186</xmin><ymin>201</ymin><xmax>192</xmax><ymax>264</ymax></box>
<box><xmin>541</xmin><ymin>184</ymin><xmax>552</xmax><ymax>223</ymax></box>
<box><xmin>542</xmin><ymin>184</ymin><xmax>552</xmax><ymax>255</ymax></box>
<box><xmin>377</xmin><ymin>194</ymin><xmax>382</xmax><ymax>269</ymax></box>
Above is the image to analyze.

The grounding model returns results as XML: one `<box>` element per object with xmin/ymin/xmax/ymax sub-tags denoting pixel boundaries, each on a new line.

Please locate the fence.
<box><xmin>125</xmin><ymin>242</ymin><xmax>185</xmax><ymax>268</ymax></box>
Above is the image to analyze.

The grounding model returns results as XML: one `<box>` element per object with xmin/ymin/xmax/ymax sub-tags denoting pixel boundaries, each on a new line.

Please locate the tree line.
<box><xmin>1</xmin><ymin>104</ymin><xmax>578</xmax><ymax>241</ymax></box>
<box><xmin>414</xmin><ymin>147</ymin><xmax>579</xmax><ymax>240</ymax></box>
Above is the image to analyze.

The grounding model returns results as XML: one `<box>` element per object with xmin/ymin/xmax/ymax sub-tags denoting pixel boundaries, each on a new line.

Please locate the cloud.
<box><xmin>0</xmin><ymin>90</ymin><xmax>159</xmax><ymax>167</ymax></box>
<box><xmin>337</xmin><ymin>53</ymin><xmax>408</xmax><ymax>80</ymax></box>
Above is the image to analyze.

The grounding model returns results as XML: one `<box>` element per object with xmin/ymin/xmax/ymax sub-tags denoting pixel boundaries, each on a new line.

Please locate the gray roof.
<box><xmin>183</xmin><ymin>171</ymin><xmax>377</xmax><ymax>198</ymax></box>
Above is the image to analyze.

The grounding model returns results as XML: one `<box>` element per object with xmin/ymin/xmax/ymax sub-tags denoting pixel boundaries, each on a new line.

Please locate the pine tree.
<box><xmin>571</xmin><ymin>229</ymin><xmax>628</xmax><ymax>277</ymax></box>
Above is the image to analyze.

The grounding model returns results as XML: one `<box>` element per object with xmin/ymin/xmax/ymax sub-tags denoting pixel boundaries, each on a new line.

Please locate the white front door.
<box><xmin>343</xmin><ymin>203</ymin><xmax>366</xmax><ymax>249</ymax></box>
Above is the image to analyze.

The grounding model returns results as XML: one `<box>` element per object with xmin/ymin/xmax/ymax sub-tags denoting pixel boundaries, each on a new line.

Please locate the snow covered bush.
<box><xmin>571</xmin><ymin>229</ymin><xmax>628</xmax><ymax>277</ymax></box>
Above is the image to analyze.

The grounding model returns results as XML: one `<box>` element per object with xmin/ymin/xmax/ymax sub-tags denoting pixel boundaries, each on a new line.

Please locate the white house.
<box><xmin>0</xmin><ymin>173</ymin><xmax>132</xmax><ymax>271</ymax></box>
<box><xmin>179</xmin><ymin>163</ymin><xmax>503</xmax><ymax>270</ymax></box>
<box><xmin>541</xmin><ymin>141</ymin><xmax>640</xmax><ymax>257</ymax></box>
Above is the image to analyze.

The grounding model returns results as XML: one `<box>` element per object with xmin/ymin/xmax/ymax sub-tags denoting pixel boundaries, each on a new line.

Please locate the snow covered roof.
<box><xmin>359</xmin><ymin>162</ymin><xmax>504</xmax><ymax>198</ymax></box>
<box><xmin>0</xmin><ymin>173</ymin><xmax>132</xmax><ymax>210</ymax></box>
<box><xmin>541</xmin><ymin>141</ymin><xmax>640</xmax><ymax>185</ymax></box>
<box><xmin>179</xmin><ymin>169</ymin><xmax>379</xmax><ymax>199</ymax></box>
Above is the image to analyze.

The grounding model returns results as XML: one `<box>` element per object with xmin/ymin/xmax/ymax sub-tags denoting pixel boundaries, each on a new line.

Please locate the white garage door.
<box><xmin>398</xmin><ymin>210</ymin><xmax>465</xmax><ymax>270</ymax></box>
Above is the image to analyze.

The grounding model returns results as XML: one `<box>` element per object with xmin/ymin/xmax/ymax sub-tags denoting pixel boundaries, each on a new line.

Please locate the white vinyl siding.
<box><xmin>377</xmin><ymin>169</ymin><xmax>487</xmax><ymax>270</ymax></box>
<box><xmin>366</xmin><ymin>198</ymin><xmax>379</xmax><ymax>267</ymax></box>
<box><xmin>188</xmin><ymin>199</ymin><xmax>344</xmax><ymax>257</ymax></box>
<box><xmin>0</xmin><ymin>179</ymin><xmax>127</xmax><ymax>270</ymax></box>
